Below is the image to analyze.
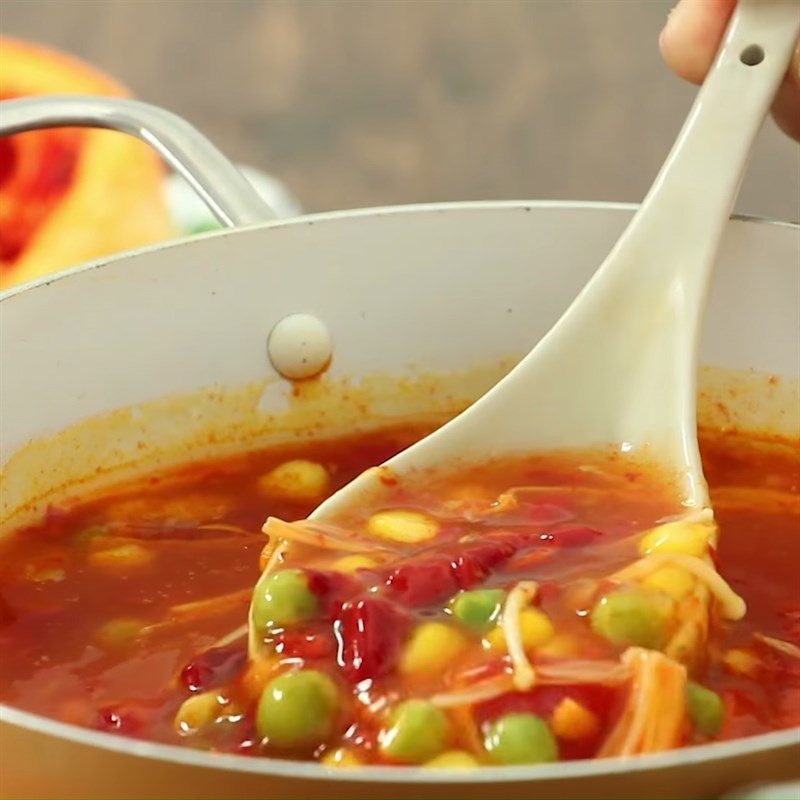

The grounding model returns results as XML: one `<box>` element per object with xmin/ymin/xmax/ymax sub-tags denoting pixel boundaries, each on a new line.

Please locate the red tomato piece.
<box><xmin>537</xmin><ymin>580</ymin><xmax>561</xmax><ymax>603</ymax></box>
<box><xmin>451</xmin><ymin>532</ymin><xmax>525</xmax><ymax>587</ymax></box>
<box><xmin>95</xmin><ymin>704</ymin><xmax>155</xmax><ymax>736</ymax></box>
<box><xmin>539</xmin><ymin>525</ymin><xmax>603</xmax><ymax>548</ymax></box>
<box><xmin>776</xmin><ymin>684</ymin><xmax>800</xmax><ymax>728</ymax></box>
<box><xmin>467</xmin><ymin>538</ymin><xmax>518</xmax><ymax>570</ymax></box>
<box><xmin>274</xmin><ymin>629</ymin><xmax>336</xmax><ymax>659</ymax></box>
<box><xmin>179</xmin><ymin>646</ymin><xmax>248</xmax><ymax>693</ymax></box>
<box><xmin>385</xmin><ymin>556</ymin><xmax>459</xmax><ymax>606</ymax></box>
<box><xmin>306</xmin><ymin>569</ymin><xmax>363</xmax><ymax>618</ymax></box>
<box><xmin>718</xmin><ymin>689</ymin><xmax>768</xmax><ymax>740</ymax></box>
<box><xmin>450</xmin><ymin>550</ymin><xmax>490</xmax><ymax>588</ymax></box>
<box><xmin>336</xmin><ymin>596</ymin><xmax>410</xmax><ymax>683</ymax></box>
<box><xmin>782</xmin><ymin>609</ymin><xmax>800</xmax><ymax>640</ymax></box>
<box><xmin>384</xmin><ymin>531</ymin><xmax>528</xmax><ymax>605</ymax></box>
<box><xmin>522</xmin><ymin>503</ymin><xmax>574</xmax><ymax>526</ymax></box>
<box><xmin>233</xmin><ymin>738</ymin><xmax>259</xmax><ymax>755</ymax></box>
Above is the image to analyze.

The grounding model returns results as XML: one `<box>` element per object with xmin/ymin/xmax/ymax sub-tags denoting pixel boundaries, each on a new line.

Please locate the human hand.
<box><xmin>660</xmin><ymin>0</ymin><xmax>800</xmax><ymax>141</ymax></box>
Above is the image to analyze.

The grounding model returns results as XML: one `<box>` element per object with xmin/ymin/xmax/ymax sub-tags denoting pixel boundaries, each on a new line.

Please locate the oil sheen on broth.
<box><xmin>0</xmin><ymin>424</ymin><xmax>797</xmax><ymax>767</ymax></box>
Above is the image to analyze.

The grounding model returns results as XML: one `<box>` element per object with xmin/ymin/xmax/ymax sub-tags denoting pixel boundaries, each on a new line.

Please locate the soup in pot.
<box><xmin>0</xmin><ymin>423</ymin><xmax>797</xmax><ymax>767</ymax></box>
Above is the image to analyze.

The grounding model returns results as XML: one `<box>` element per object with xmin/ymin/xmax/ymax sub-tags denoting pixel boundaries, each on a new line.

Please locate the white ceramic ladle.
<box><xmin>313</xmin><ymin>0</ymin><xmax>799</xmax><ymax>520</ymax></box>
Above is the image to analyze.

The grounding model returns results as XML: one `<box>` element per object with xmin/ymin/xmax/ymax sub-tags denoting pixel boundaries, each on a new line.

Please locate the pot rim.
<box><xmin>1</xmin><ymin>702</ymin><xmax>797</xmax><ymax>784</ymax></box>
<box><xmin>1</xmin><ymin>199</ymin><xmax>798</xmax><ymax>304</ymax></box>
<box><xmin>1</xmin><ymin>198</ymin><xmax>798</xmax><ymax>783</ymax></box>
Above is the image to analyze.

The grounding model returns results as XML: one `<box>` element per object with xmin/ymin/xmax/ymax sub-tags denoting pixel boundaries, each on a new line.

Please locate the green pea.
<box><xmin>380</xmin><ymin>700</ymin><xmax>450</xmax><ymax>764</ymax></box>
<box><xmin>252</xmin><ymin>568</ymin><xmax>318</xmax><ymax>630</ymax></box>
<box><xmin>590</xmin><ymin>588</ymin><xmax>670</xmax><ymax>649</ymax></box>
<box><xmin>484</xmin><ymin>713</ymin><xmax>559</xmax><ymax>765</ymax></box>
<box><xmin>451</xmin><ymin>589</ymin><xmax>506</xmax><ymax>631</ymax></box>
<box><xmin>686</xmin><ymin>681</ymin><xmax>724</xmax><ymax>737</ymax></box>
<box><xmin>256</xmin><ymin>670</ymin><xmax>339</xmax><ymax>747</ymax></box>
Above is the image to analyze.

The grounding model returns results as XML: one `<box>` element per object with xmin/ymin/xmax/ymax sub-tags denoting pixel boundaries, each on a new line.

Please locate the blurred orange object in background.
<box><xmin>0</xmin><ymin>37</ymin><xmax>174</xmax><ymax>290</ymax></box>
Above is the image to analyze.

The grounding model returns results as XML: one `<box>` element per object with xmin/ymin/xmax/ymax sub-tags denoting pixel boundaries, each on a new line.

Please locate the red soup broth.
<box><xmin>0</xmin><ymin>424</ymin><xmax>797</xmax><ymax>766</ymax></box>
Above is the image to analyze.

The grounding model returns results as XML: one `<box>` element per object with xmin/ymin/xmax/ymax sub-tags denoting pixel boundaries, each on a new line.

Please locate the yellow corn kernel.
<box><xmin>638</xmin><ymin>519</ymin><xmax>713</xmax><ymax>558</ymax></box>
<box><xmin>723</xmin><ymin>648</ymin><xmax>760</xmax><ymax>677</ymax></box>
<box><xmin>331</xmin><ymin>554</ymin><xmax>378</xmax><ymax>574</ymax></box>
<box><xmin>642</xmin><ymin>566</ymin><xmax>696</xmax><ymax>601</ymax></box>
<box><xmin>88</xmin><ymin>543</ymin><xmax>153</xmax><ymax>569</ymax></box>
<box><xmin>174</xmin><ymin>691</ymin><xmax>226</xmax><ymax>734</ymax></box>
<box><xmin>400</xmin><ymin>622</ymin><xmax>468</xmax><ymax>676</ymax></box>
<box><xmin>424</xmin><ymin>750</ymin><xmax>479</xmax><ymax>770</ymax></box>
<box><xmin>321</xmin><ymin>748</ymin><xmax>363</xmax><ymax>768</ymax></box>
<box><xmin>367</xmin><ymin>510</ymin><xmax>440</xmax><ymax>544</ymax></box>
<box><xmin>536</xmin><ymin>633</ymin><xmax>581</xmax><ymax>658</ymax></box>
<box><xmin>95</xmin><ymin>618</ymin><xmax>146</xmax><ymax>648</ymax></box>
<box><xmin>551</xmin><ymin>697</ymin><xmax>600</xmax><ymax>741</ymax></box>
<box><xmin>257</xmin><ymin>460</ymin><xmax>330</xmax><ymax>501</ymax></box>
<box><xmin>485</xmin><ymin>608</ymin><xmax>555</xmax><ymax>653</ymax></box>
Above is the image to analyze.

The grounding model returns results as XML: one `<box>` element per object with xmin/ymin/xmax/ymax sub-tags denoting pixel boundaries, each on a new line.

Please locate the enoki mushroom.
<box><xmin>502</xmin><ymin>580</ymin><xmax>539</xmax><ymax>691</ymax></box>
<box><xmin>262</xmin><ymin>517</ymin><xmax>399</xmax><ymax>554</ymax></box>
<box><xmin>613</xmin><ymin>552</ymin><xmax>746</xmax><ymax>621</ymax></box>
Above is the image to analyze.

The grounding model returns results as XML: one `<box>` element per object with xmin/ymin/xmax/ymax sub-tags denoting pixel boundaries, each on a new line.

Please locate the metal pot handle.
<box><xmin>0</xmin><ymin>95</ymin><xmax>274</xmax><ymax>228</ymax></box>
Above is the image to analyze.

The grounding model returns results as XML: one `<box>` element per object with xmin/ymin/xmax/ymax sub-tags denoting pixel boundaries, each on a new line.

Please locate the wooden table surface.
<box><xmin>4</xmin><ymin>0</ymin><xmax>799</xmax><ymax>221</ymax></box>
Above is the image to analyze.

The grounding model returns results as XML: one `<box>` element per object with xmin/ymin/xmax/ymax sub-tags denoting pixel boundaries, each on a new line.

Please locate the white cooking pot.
<box><xmin>0</xmin><ymin>98</ymin><xmax>798</xmax><ymax>800</ymax></box>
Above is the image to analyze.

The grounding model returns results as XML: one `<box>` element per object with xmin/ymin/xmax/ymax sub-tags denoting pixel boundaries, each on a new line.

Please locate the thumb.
<box><xmin>659</xmin><ymin>0</ymin><xmax>736</xmax><ymax>84</ymax></box>
<box><xmin>772</xmin><ymin>44</ymin><xmax>800</xmax><ymax>140</ymax></box>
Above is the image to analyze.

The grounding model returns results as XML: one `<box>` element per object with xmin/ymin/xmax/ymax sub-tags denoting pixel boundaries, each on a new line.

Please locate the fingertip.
<box><xmin>772</xmin><ymin>73</ymin><xmax>800</xmax><ymax>142</ymax></box>
<box><xmin>660</xmin><ymin>13</ymin><xmax>705</xmax><ymax>85</ymax></box>
<box><xmin>659</xmin><ymin>0</ymin><xmax>736</xmax><ymax>86</ymax></box>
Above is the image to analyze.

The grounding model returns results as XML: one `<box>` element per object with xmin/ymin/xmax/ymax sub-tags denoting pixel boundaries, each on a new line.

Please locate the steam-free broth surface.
<box><xmin>0</xmin><ymin>424</ymin><xmax>797</xmax><ymax>767</ymax></box>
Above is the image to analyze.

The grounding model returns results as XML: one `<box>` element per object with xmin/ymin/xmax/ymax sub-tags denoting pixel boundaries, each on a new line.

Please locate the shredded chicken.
<box><xmin>482</xmin><ymin>486</ymin><xmax>583</xmax><ymax>517</ymax></box>
<box><xmin>502</xmin><ymin>581</ymin><xmax>539</xmax><ymax>690</ymax></box>
<box><xmin>598</xmin><ymin>648</ymin><xmax>687</xmax><ymax>757</ymax></box>
<box><xmin>536</xmin><ymin>658</ymin><xmax>631</xmax><ymax>686</ymax></box>
<box><xmin>430</xmin><ymin>658</ymin><xmax>630</xmax><ymax>708</ymax></box>
<box><xmin>212</xmin><ymin>623</ymin><xmax>248</xmax><ymax>649</ymax></box>
<box><xmin>430</xmin><ymin>675</ymin><xmax>514</xmax><ymax>708</ymax></box>
<box><xmin>664</xmin><ymin>584</ymin><xmax>710</xmax><ymax>670</ymax></box>
<box><xmin>612</xmin><ymin>553</ymin><xmax>746</xmax><ymax>621</ymax></box>
<box><xmin>140</xmin><ymin>587</ymin><xmax>252</xmax><ymax>638</ymax></box>
<box><xmin>754</xmin><ymin>633</ymin><xmax>800</xmax><ymax>660</ymax></box>
<box><xmin>169</xmin><ymin>588</ymin><xmax>252</xmax><ymax>620</ymax></box>
<box><xmin>450</xmin><ymin>704</ymin><xmax>485</xmax><ymax>756</ymax></box>
<box><xmin>196</xmin><ymin>523</ymin><xmax>255</xmax><ymax>536</ymax></box>
<box><xmin>263</xmin><ymin>539</ymin><xmax>288</xmax><ymax>573</ymax></box>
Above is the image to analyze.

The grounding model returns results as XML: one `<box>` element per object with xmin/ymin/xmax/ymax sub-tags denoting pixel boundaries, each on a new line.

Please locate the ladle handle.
<box><xmin>0</xmin><ymin>95</ymin><xmax>274</xmax><ymax>228</ymax></box>
<box><xmin>623</xmin><ymin>0</ymin><xmax>800</xmax><ymax>283</ymax></box>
